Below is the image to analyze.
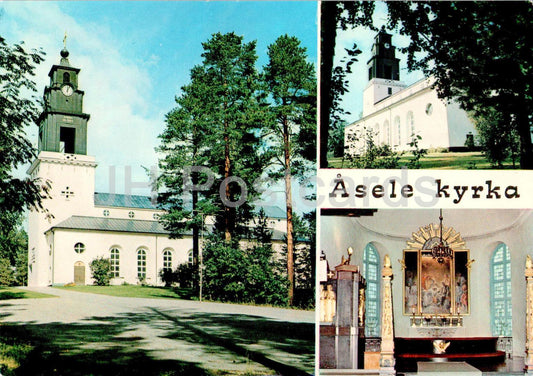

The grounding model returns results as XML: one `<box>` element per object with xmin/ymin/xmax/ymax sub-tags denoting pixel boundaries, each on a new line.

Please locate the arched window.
<box><xmin>188</xmin><ymin>250</ymin><xmax>194</xmax><ymax>265</ymax></box>
<box><xmin>383</xmin><ymin>120</ymin><xmax>390</xmax><ymax>145</ymax></box>
<box><xmin>406</xmin><ymin>111</ymin><xmax>415</xmax><ymax>141</ymax></box>
<box><xmin>491</xmin><ymin>243</ymin><xmax>512</xmax><ymax>336</ymax></box>
<box><xmin>163</xmin><ymin>249</ymin><xmax>173</xmax><ymax>271</ymax></box>
<box><xmin>137</xmin><ymin>248</ymin><xmax>147</xmax><ymax>279</ymax></box>
<box><xmin>394</xmin><ymin>116</ymin><xmax>401</xmax><ymax>146</ymax></box>
<box><xmin>63</xmin><ymin>72</ymin><xmax>70</xmax><ymax>84</ymax></box>
<box><xmin>110</xmin><ymin>248</ymin><xmax>120</xmax><ymax>277</ymax></box>
<box><xmin>363</xmin><ymin>243</ymin><xmax>381</xmax><ymax>337</ymax></box>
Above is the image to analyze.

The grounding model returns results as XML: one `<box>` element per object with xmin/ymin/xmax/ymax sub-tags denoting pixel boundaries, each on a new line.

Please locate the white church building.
<box><xmin>27</xmin><ymin>47</ymin><xmax>288</xmax><ymax>287</ymax></box>
<box><xmin>344</xmin><ymin>31</ymin><xmax>477</xmax><ymax>155</ymax></box>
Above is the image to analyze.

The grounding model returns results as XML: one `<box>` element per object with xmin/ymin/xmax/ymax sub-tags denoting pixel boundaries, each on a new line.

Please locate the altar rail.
<box><xmin>395</xmin><ymin>337</ymin><xmax>505</xmax><ymax>372</ymax></box>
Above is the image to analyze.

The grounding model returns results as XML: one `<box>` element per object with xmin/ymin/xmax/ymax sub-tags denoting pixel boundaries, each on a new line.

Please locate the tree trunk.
<box><xmin>517</xmin><ymin>106</ymin><xmax>533</xmax><ymax>169</ymax></box>
<box><xmin>320</xmin><ymin>1</ymin><xmax>338</xmax><ymax>168</ymax></box>
<box><xmin>283</xmin><ymin>115</ymin><xmax>295</xmax><ymax>306</ymax></box>
<box><xmin>224</xmin><ymin>116</ymin><xmax>232</xmax><ymax>242</ymax></box>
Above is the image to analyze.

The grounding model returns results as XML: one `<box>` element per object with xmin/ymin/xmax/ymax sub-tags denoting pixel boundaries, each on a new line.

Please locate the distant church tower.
<box><xmin>362</xmin><ymin>30</ymin><xmax>407</xmax><ymax>117</ymax></box>
<box><xmin>27</xmin><ymin>43</ymin><xmax>97</xmax><ymax>286</ymax></box>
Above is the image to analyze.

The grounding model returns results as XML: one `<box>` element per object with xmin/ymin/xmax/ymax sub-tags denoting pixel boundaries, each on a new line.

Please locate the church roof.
<box><xmin>94</xmin><ymin>193</ymin><xmax>158</xmax><ymax>210</ymax></box>
<box><xmin>48</xmin><ymin>215</ymin><xmax>296</xmax><ymax>241</ymax></box>
<box><xmin>93</xmin><ymin>192</ymin><xmax>286</xmax><ymax>218</ymax></box>
<box><xmin>49</xmin><ymin>216</ymin><xmax>172</xmax><ymax>235</ymax></box>
<box><xmin>255</xmin><ymin>205</ymin><xmax>286</xmax><ymax>219</ymax></box>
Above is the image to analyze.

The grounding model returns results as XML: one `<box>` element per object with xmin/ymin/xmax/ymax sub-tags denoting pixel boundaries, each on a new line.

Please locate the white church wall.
<box><xmin>346</xmin><ymin>77</ymin><xmax>478</xmax><ymax>154</ymax></box>
<box><xmin>28</xmin><ymin>152</ymin><xmax>97</xmax><ymax>286</ymax></box>
<box><xmin>51</xmin><ymin>229</ymin><xmax>191</xmax><ymax>286</ymax></box>
<box><xmin>446</xmin><ymin>101</ymin><xmax>477</xmax><ymax>148</ymax></box>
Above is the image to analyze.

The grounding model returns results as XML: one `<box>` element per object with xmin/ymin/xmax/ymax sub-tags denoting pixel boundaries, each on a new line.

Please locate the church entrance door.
<box><xmin>74</xmin><ymin>261</ymin><xmax>85</xmax><ymax>285</ymax></box>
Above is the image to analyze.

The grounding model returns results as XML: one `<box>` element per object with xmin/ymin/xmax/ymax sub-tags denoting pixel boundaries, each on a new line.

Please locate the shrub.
<box><xmin>0</xmin><ymin>258</ymin><xmax>15</xmax><ymax>286</ymax></box>
<box><xmin>89</xmin><ymin>257</ymin><xmax>111</xmax><ymax>286</ymax></box>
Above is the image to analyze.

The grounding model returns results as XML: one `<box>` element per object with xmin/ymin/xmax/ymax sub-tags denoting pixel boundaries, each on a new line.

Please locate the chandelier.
<box><xmin>432</xmin><ymin>209</ymin><xmax>453</xmax><ymax>264</ymax></box>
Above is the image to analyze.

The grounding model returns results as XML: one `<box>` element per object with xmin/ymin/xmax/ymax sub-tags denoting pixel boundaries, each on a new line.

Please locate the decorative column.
<box><xmin>380</xmin><ymin>254</ymin><xmax>396</xmax><ymax>376</ymax></box>
<box><xmin>525</xmin><ymin>255</ymin><xmax>533</xmax><ymax>373</ymax></box>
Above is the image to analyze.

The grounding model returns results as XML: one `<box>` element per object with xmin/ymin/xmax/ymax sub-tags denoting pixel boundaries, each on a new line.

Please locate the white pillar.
<box><xmin>525</xmin><ymin>255</ymin><xmax>533</xmax><ymax>374</ymax></box>
<box><xmin>380</xmin><ymin>254</ymin><xmax>396</xmax><ymax>376</ymax></box>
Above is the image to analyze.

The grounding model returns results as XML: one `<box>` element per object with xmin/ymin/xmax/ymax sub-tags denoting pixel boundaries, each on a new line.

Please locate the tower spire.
<box><xmin>60</xmin><ymin>32</ymin><xmax>70</xmax><ymax>67</ymax></box>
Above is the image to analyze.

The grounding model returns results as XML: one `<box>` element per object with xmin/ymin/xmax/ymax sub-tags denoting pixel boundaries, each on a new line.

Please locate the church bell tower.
<box><xmin>28</xmin><ymin>40</ymin><xmax>97</xmax><ymax>287</ymax></box>
<box><xmin>362</xmin><ymin>30</ymin><xmax>406</xmax><ymax>117</ymax></box>
<box><xmin>37</xmin><ymin>46</ymin><xmax>90</xmax><ymax>154</ymax></box>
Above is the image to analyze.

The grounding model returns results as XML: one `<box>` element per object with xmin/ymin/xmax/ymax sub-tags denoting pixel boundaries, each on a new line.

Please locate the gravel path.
<box><xmin>0</xmin><ymin>287</ymin><xmax>315</xmax><ymax>375</ymax></box>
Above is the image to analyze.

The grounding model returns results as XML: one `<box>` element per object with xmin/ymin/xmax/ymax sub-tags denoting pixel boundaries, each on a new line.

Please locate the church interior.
<box><xmin>319</xmin><ymin>208</ymin><xmax>533</xmax><ymax>375</ymax></box>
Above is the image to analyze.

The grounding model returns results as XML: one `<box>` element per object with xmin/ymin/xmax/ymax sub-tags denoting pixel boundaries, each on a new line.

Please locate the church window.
<box><xmin>406</xmin><ymin>111</ymin><xmax>415</xmax><ymax>139</ymax></box>
<box><xmin>425</xmin><ymin>103</ymin><xmax>433</xmax><ymax>116</ymax></box>
<box><xmin>394</xmin><ymin>116</ymin><xmax>401</xmax><ymax>146</ymax></box>
<box><xmin>103</xmin><ymin>210</ymin><xmax>110</xmax><ymax>217</ymax></box>
<box><xmin>74</xmin><ymin>242</ymin><xmax>85</xmax><ymax>254</ymax></box>
<box><xmin>137</xmin><ymin>249</ymin><xmax>147</xmax><ymax>279</ymax></box>
<box><xmin>110</xmin><ymin>248</ymin><xmax>120</xmax><ymax>277</ymax></box>
<box><xmin>383</xmin><ymin>120</ymin><xmax>390</xmax><ymax>145</ymax></box>
<box><xmin>188</xmin><ymin>250</ymin><xmax>194</xmax><ymax>265</ymax></box>
<box><xmin>128</xmin><ymin>211</ymin><xmax>135</xmax><ymax>218</ymax></box>
<box><xmin>63</xmin><ymin>72</ymin><xmax>70</xmax><ymax>84</ymax></box>
<box><xmin>491</xmin><ymin>243</ymin><xmax>512</xmax><ymax>336</ymax></box>
<box><xmin>387</xmin><ymin>87</ymin><xmax>392</xmax><ymax>95</ymax></box>
<box><xmin>363</xmin><ymin>243</ymin><xmax>381</xmax><ymax>337</ymax></box>
<box><xmin>163</xmin><ymin>250</ymin><xmax>173</xmax><ymax>270</ymax></box>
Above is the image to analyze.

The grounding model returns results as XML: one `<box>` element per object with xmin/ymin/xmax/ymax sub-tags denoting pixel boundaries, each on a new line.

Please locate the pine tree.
<box><xmin>263</xmin><ymin>35</ymin><xmax>316</xmax><ymax>305</ymax></box>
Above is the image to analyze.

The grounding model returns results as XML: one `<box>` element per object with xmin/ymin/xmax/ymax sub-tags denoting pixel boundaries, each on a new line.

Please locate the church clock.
<box><xmin>61</xmin><ymin>84</ymin><xmax>74</xmax><ymax>96</ymax></box>
<box><xmin>37</xmin><ymin>47</ymin><xmax>90</xmax><ymax>155</ymax></box>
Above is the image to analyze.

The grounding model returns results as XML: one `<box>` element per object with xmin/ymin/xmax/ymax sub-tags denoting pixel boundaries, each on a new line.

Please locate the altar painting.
<box><xmin>454</xmin><ymin>251</ymin><xmax>469</xmax><ymax>314</ymax></box>
<box><xmin>420</xmin><ymin>251</ymin><xmax>452</xmax><ymax>314</ymax></box>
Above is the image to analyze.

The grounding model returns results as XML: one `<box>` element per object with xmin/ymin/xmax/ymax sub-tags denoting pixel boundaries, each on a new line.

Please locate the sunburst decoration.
<box><xmin>406</xmin><ymin>223</ymin><xmax>466</xmax><ymax>251</ymax></box>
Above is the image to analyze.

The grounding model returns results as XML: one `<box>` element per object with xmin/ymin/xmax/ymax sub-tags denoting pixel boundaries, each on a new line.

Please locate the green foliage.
<box><xmin>472</xmin><ymin>107</ymin><xmax>520</xmax><ymax>168</ymax></box>
<box><xmin>0</xmin><ymin>258</ymin><xmax>15</xmax><ymax>286</ymax></box>
<box><xmin>89</xmin><ymin>257</ymin><xmax>111</xmax><ymax>286</ymax></box>
<box><xmin>406</xmin><ymin>134</ymin><xmax>428</xmax><ymax>169</ymax></box>
<box><xmin>157</xmin><ymin>32</ymin><xmax>268</xmax><ymax>243</ymax></box>
<box><xmin>160</xmin><ymin>263</ymin><xmax>198</xmax><ymax>289</ymax></box>
<box><xmin>263</xmin><ymin>34</ymin><xmax>316</xmax><ymax>174</ymax></box>
<box><xmin>345</xmin><ymin>127</ymin><xmax>401</xmax><ymax>168</ymax></box>
<box><xmin>0</xmin><ymin>212</ymin><xmax>28</xmax><ymax>286</ymax></box>
<box><xmin>0</xmin><ymin>36</ymin><xmax>50</xmax><ymax>216</ymax></box>
<box><xmin>328</xmin><ymin>120</ymin><xmax>346</xmax><ymax>158</ymax></box>
<box><xmin>202</xmin><ymin>213</ymin><xmax>289</xmax><ymax>306</ymax></box>
<box><xmin>292</xmin><ymin>211</ymin><xmax>315</xmax><ymax>309</ymax></box>
<box><xmin>263</xmin><ymin>35</ymin><xmax>316</xmax><ymax>305</ymax></box>
<box><xmin>345</xmin><ymin>127</ymin><xmax>427</xmax><ymax>169</ymax></box>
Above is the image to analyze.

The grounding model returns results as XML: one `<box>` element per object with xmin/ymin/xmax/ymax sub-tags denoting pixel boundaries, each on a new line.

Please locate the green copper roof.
<box><xmin>94</xmin><ymin>193</ymin><xmax>158</xmax><ymax>209</ymax></box>
<box><xmin>94</xmin><ymin>192</ymin><xmax>286</xmax><ymax>218</ymax></box>
<box><xmin>49</xmin><ymin>216</ymin><xmax>172</xmax><ymax>235</ymax></box>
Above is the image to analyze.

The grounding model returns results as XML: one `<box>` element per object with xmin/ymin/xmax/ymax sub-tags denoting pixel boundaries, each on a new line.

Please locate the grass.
<box><xmin>53</xmin><ymin>284</ymin><xmax>195</xmax><ymax>300</ymax></box>
<box><xmin>0</xmin><ymin>287</ymin><xmax>57</xmax><ymax>300</ymax></box>
<box><xmin>329</xmin><ymin>151</ymin><xmax>519</xmax><ymax>169</ymax></box>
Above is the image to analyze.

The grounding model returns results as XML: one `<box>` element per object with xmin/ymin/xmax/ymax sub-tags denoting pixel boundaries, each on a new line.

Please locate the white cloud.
<box><xmin>2</xmin><ymin>2</ymin><xmax>162</xmax><ymax>195</ymax></box>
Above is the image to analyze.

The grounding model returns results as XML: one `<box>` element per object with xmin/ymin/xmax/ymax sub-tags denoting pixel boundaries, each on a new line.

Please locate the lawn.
<box><xmin>0</xmin><ymin>287</ymin><xmax>57</xmax><ymax>300</ymax></box>
<box><xmin>53</xmin><ymin>284</ymin><xmax>195</xmax><ymax>300</ymax></box>
<box><xmin>329</xmin><ymin>151</ymin><xmax>519</xmax><ymax>169</ymax></box>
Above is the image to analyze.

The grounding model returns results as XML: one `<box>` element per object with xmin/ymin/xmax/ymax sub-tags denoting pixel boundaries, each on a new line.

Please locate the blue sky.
<box><xmin>1</xmin><ymin>1</ymin><xmax>317</xmax><ymax>212</ymax></box>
